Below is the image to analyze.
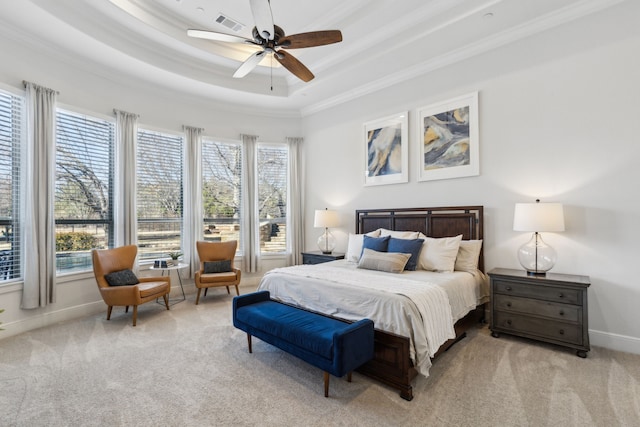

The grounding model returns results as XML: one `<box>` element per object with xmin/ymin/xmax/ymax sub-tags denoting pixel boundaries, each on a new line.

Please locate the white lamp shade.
<box><xmin>314</xmin><ymin>209</ymin><xmax>340</xmax><ymax>228</ymax></box>
<box><xmin>513</xmin><ymin>203</ymin><xmax>565</xmax><ymax>232</ymax></box>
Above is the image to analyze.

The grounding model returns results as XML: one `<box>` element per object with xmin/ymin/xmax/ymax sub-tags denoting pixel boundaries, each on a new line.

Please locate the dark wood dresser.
<box><xmin>488</xmin><ymin>268</ymin><xmax>590</xmax><ymax>357</ymax></box>
<box><xmin>301</xmin><ymin>251</ymin><xmax>345</xmax><ymax>265</ymax></box>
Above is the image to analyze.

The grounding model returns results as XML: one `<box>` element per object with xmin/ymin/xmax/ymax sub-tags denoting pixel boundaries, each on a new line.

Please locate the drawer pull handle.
<box><xmin>559</xmin><ymin>329</ymin><xmax>565</xmax><ymax>335</ymax></box>
<box><xmin>559</xmin><ymin>310</ymin><xmax>565</xmax><ymax>316</ymax></box>
<box><xmin>506</xmin><ymin>302</ymin><xmax>512</xmax><ymax>307</ymax></box>
<box><xmin>558</xmin><ymin>293</ymin><xmax>565</xmax><ymax>298</ymax></box>
<box><xmin>505</xmin><ymin>286</ymin><xmax>512</xmax><ymax>291</ymax></box>
<box><xmin>506</xmin><ymin>320</ymin><xmax>512</xmax><ymax>326</ymax></box>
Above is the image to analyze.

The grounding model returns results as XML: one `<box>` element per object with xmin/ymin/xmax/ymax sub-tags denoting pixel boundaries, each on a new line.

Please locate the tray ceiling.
<box><xmin>0</xmin><ymin>0</ymin><xmax>622</xmax><ymax>115</ymax></box>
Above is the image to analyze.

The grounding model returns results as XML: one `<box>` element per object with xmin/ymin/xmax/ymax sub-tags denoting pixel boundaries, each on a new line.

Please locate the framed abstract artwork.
<box><xmin>363</xmin><ymin>112</ymin><xmax>408</xmax><ymax>186</ymax></box>
<box><xmin>416</xmin><ymin>92</ymin><xmax>479</xmax><ymax>182</ymax></box>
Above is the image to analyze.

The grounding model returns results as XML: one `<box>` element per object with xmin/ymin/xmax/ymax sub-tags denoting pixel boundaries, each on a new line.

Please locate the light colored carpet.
<box><xmin>1</xmin><ymin>286</ymin><xmax>639</xmax><ymax>427</ymax></box>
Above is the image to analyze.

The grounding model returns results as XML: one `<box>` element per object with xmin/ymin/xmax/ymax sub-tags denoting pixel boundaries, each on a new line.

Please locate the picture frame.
<box><xmin>363</xmin><ymin>112</ymin><xmax>408</xmax><ymax>186</ymax></box>
<box><xmin>416</xmin><ymin>92</ymin><xmax>479</xmax><ymax>182</ymax></box>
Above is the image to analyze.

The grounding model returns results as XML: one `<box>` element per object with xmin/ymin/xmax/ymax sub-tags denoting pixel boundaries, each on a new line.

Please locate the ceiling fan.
<box><xmin>187</xmin><ymin>0</ymin><xmax>342</xmax><ymax>82</ymax></box>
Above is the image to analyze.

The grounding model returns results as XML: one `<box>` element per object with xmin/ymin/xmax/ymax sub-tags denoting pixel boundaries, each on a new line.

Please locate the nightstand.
<box><xmin>301</xmin><ymin>251</ymin><xmax>345</xmax><ymax>265</ymax></box>
<box><xmin>488</xmin><ymin>268</ymin><xmax>590</xmax><ymax>358</ymax></box>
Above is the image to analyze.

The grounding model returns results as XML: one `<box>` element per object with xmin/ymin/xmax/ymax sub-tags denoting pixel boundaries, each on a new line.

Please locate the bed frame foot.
<box><xmin>400</xmin><ymin>387</ymin><xmax>414</xmax><ymax>401</ymax></box>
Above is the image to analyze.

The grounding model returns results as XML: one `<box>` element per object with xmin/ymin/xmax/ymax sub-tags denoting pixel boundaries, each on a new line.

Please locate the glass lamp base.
<box><xmin>517</xmin><ymin>232</ymin><xmax>557</xmax><ymax>276</ymax></box>
<box><xmin>317</xmin><ymin>229</ymin><xmax>336</xmax><ymax>254</ymax></box>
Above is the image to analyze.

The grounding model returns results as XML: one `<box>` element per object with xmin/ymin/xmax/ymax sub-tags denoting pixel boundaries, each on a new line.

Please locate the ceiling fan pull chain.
<box><xmin>270</xmin><ymin>53</ymin><xmax>273</xmax><ymax>91</ymax></box>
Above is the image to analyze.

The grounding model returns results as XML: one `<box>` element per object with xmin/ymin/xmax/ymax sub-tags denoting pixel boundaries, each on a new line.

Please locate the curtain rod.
<box><xmin>22</xmin><ymin>80</ymin><xmax>59</xmax><ymax>95</ymax></box>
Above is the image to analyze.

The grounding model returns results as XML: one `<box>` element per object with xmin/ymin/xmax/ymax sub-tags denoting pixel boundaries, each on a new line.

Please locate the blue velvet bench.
<box><xmin>232</xmin><ymin>291</ymin><xmax>374</xmax><ymax>397</ymax></box>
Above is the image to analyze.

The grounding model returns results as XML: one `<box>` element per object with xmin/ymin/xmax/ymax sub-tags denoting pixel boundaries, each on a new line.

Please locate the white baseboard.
<box><xmin>590</xmin><ymin>329</ymin><xmax>640</xmax><ymax>355</ymax></box>
<box><xmin>0</xmin><ymin>301</ymin><xmax>105</xmax><ymax>340</ymax></box>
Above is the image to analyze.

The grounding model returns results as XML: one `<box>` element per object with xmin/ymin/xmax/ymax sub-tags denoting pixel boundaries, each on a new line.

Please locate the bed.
<box><xmin>257</xmin><ymin>206</ymin><xmax>487</xmax><ymax>400</ymax></box>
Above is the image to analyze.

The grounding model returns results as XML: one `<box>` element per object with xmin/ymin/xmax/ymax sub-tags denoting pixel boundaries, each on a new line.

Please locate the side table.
<box><xmin>488</xmin><ymin>268</ymin><xmax>590</xmax><ymax>357</ymax></box>
<box><xmin>151</xmin><ymin>262</ymin><xmax>188</xmax><ymax>305</ymax></box>
<box><xmin>301</xmin><ymin>251</ymin><xmax>345</xmax><ymax>265</ymax></box>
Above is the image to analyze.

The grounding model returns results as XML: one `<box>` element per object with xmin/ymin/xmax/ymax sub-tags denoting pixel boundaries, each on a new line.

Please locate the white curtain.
<box><xmin>113</xmin><ymin>109</ymin><xmax>138</xmax><ymax>247</ymax></box>
<box><xmin>287</xmin><ymin>137</ymin><xmax>304</xmax><ymax>265</ymax></box>
<box><xmin>21</xmin><ymin>82</ymin><xmax>57</xmax><ymax>309</ymax></box>
<box><xmin>241</xmin><ymin>134</ymin><xmax>258</xmax><ymax>273</ymax></box>
<box><xmin>183</xmin><ymin>125</ymin><xmax>203</xmax><ymax>278</ymax></box>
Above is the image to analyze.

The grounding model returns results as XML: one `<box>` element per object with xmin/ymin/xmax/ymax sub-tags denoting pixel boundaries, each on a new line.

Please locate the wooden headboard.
<box><xmin>355</xmin><ymin>206</ymin><xmax>484</xmax><ymax>272</ymax></box>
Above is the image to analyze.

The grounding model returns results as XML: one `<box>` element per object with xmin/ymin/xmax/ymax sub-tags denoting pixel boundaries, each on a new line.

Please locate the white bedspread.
<box><xmin>257</xmin><ymin>260</ymin><xmax>487</xmax><ymax>377</ymax></box>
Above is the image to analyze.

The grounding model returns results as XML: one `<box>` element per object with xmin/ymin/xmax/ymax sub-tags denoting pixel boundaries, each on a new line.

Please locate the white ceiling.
<box><xmin>0</xmin><ymin>0</ymin><xmax>622</xmax><ymax>116</ymax></box>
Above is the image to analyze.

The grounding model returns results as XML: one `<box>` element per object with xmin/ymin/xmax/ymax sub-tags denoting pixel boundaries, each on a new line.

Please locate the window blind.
<box><xmin>55</xmin><ymin>109</ymin><xmax>114</xmax><ymax>272</ymax></box>
<box><xmin>136</xmin><ymin>129</ymin><xmax>183</xmax><ymax>260</ymax></box>
<box><xmin>201</xmin><ymin>139</ymin><xmax>243</xmax><ymax>251</ymax></box>
<box><xmin>257</xmin><ymin>144</ymin><xmax>288</xmax><ymax>254</ymax></box>
<box><xmin>0</xmin><ymin>91</ymin><xmax>22</xmax><ymax>282</ymax></box>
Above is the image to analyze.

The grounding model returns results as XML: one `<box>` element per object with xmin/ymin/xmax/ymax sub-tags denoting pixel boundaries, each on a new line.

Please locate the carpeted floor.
<box><xmin>1</xmin><ymin>286</ymin><xmax>639</xmax><ymax>427</ymax></box>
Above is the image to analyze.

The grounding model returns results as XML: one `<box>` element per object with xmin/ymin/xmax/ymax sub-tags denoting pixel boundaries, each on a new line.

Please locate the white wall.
<box><xmin>0</xmin><ymin>33</ymin><xmax>300</xmax><ymax>337</ymax></box>
<box><xmin>302</xmin><ymin>3</ymin><xmax>640</xmax><ymax>354</ymax></box>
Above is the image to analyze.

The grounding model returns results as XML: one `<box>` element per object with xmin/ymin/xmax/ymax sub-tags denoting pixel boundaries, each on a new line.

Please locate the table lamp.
<box><xmin>513</xmin><ymin>199</ymin><xmax>565</xmax><ymax>276</ymax></box>
<box><xmin>314</xmin><ymin>208</ymin><xmax>340</xmax><ymax>254</ymax></box>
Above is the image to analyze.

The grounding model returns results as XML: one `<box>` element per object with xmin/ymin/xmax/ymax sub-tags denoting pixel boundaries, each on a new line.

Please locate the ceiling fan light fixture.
<box><xmin>187</xmin><ymin>0</ymin><xmax>342</xmax><ymax>82</ymax></box>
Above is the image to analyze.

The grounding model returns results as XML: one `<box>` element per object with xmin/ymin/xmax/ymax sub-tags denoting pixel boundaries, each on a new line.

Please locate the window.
<box><xmin>257</xmin><ymin>144</ymin><xmax>288</xmax><ymax>254</ymax></box>
<box><xmin>136</xmin><ymin>129</ymin><xmax>183</xmax><ymax>260</ymax></box>
<box><xmin>201</xmin><ymin>139</ymin><xmax>242</xmax><ymax>251</ymax></box>
<box><xmin>0</xmin><ymin>91</ymin><xmax>22</xmax><ymax>282</ymax></box>
<box><xmin>55</xmin><ymin>110</ymin><xmax>114</xmax><ymax>273</ymax></box>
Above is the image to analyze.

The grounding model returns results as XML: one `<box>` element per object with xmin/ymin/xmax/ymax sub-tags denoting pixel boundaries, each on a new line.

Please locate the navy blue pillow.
<box><xmin>204</xmin><ymin>260</ymin><xmax>232</xmax><ymax>274</ymax></box>
<box><xmin>361</xmin><ymin>235</ymin><xmax>390</xmax><ymax>257</ymax></box>
<box><xmin>104</xmin><ymin>269</ymin><xmax>139</xmax><ymax>286</ymax></box>
<box><xmin>387</xmin><ymin>238</ymin><xmax>424</xmax><ymax>271</ymax></box>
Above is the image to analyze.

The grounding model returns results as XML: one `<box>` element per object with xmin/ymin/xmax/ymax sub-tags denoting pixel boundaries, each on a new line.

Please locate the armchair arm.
<box><xmin>99</xmin><ymin>285</ymin><xmax>141</xmax><ymax>306</ymax></box>
<box><xmin>139</xmin><ymin>276</ymin><xmax>171</xmax><ymax>286</ymax></box>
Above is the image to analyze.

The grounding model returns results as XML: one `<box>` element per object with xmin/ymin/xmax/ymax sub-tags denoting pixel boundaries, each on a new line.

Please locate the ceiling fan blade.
<box><xmin>249</xmin><ymin>0</ymin><xmax>275</xmax><ymax>40</ymax></box>
<box><xmin>279</xmin><ymin>30</ymin><xmax>342</xmax><ymax>49</ymax></box>
<box><xmin>187</xmin><ymin>29</ymin><xmax>254</xmax><ymax>44</ymax></box>
<box><xmin>233</xmin><ymin>50</ymin><xmax>266</xmax><ymax>78</ymax></box>
<box><xmin>275</xmin><ymin>50</ymin><xmax>314</xmax><ymax>82</ymax></box>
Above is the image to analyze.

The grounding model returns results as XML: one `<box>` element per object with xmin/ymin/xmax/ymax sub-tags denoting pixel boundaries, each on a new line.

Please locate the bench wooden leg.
<box><xmin>195</xmin><ymin>288</ymin><xmax>202</xmax><ymax>305</ymax></box>
<box><xmin>163</xmin><ymin>294</ymin><xmax>170</xmax><ymax>310</ymax></box>
<box><xmin>106</xmin><ymin>306</ymin><xmax>113</xmax><ymax>320</ymax></box>
<box><xmin>247</xmin><ymin>333</ymin><xmax>252</xmax><ymax>353</ymax></box>
<box><xmin>324</xmin><ymin>372</ymin><xmax>330</xmax><ymax>398</ymax></box>
<box><xmin>347</xmin><ymin>372</ymin><xmax>352</xmax><ymax>383</ymax></box>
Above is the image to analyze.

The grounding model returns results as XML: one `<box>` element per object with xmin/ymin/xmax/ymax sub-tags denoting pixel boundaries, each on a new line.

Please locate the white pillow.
<box><xmin>454</xmin><ymin>240</ymin><xmax>483</xmax><ymax>272</ymax></box>
<box><xmin>378</xmin><ymin>228</ymin><xmax>420</xmax><ymax>239</ymax></box>
<box><xmin>417</xmin><ymin>234</ymin><xmax>463</xmax><ymax>272</ymax></box>
<box><xmin>345</xmin><ymin>229</ymin><xmax>381</xmax><ymax>263</ymax></box>
<box><xmin>357</xmin><ymin>248</ymin><xmax>411</xmax><ymax>274</ymax></box>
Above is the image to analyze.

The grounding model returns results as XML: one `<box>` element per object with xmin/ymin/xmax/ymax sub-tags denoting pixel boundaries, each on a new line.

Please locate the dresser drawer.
<box><xmin>493</xmin><ymin>279</ymin><xmax>581</xmax><ymax>305</ymax></box>
<box><xmin>494</xmin><ymin>294</ymin><xmax>580</xmax><ymax>322</ymax></box>
<box><xmin>493</xmin><ymin>312</ymin><xmax>583</xmax><ymax>346</ymax></box>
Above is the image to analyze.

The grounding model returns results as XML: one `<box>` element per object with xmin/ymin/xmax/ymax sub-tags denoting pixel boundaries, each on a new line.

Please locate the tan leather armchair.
<box><xmin>195</xmin><ymin>240</ymin><xmax>241</xmax><ymax>304</ymax></box>
<box><xmin>92</xmin><ymin>245</ymin><xmax>171</xmax><ymax>326</ymax></box>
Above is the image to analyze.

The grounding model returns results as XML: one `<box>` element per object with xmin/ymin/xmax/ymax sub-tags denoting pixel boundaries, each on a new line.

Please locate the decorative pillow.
<box><xmin>357</xmin><ymin>248</ymin><xmax>411</xmax><ymax>274</ymax></box>
<box><xmin>387</xmin><ymin>237</ymin><xmax>424</xmax><ymax>271</ymax></box>
<box><xmin>360</xmin><ymin>235</ymin><xmax>391</xmax><ymax>257</ymax></box>
<box><xmin>345</xmin><ymin>230</ymin><xmax>382</xmax><ymax>263</ymax></box>
<box><xmin>417</xmin><ymin>234</ymin><xmax>463</xmax><ymax>272</ymax></box>
<box><xmin>104</xmin><ymin>269</ymin><xmax>139</xmax><ymax>287</ymax></box>
<box><xmin>203</xmin><ymin>260</ymin><xmax>233</xmax><ymax>274</ymax></box>
<box><xmin>378</xmin><ymin>228</ymin><xmax>420</xmax><ymax>239</ymax></box>
<box><xmin>454</xmin><ymin>240</ymin><xmax>483</xmax><ymax>272</ymax></box>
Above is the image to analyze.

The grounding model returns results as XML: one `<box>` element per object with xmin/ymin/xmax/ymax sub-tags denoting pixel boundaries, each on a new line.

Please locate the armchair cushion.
<box><xmin>104</xmin><ymin>269</ymin><xmax>139</xmax><ymax>287</ymax></box>
<box><xmin>204</xmin><ymin>260</ymin><xmax>233</xmax><ymax>274</ymax></box>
